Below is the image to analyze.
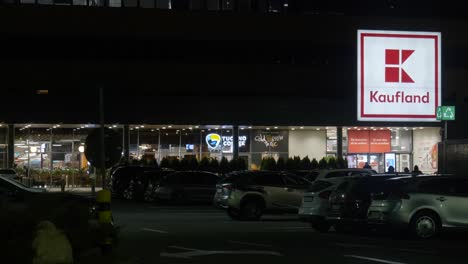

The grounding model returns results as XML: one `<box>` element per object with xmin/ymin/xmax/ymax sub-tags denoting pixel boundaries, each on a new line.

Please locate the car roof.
<box><xmin>386</xmin><ymin>174</ymin><xmax>443</xmax><ymax>181</ymax></box>
<box><xmin>0</xmin><ymin>169</ymin><xmax>16</xmax><ymax>174</ymax></box>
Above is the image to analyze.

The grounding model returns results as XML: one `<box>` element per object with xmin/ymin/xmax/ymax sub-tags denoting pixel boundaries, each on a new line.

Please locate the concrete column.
<box><xmin>337</xmin><ymin>126</ymin><xmax>343</xmax><ymax>158</ymax></box>
<box><xmin>7</xmin><ymin>124</ymin><xmax>14</xmax><ymax>169</ymax></box>
<box><xmin>233</xmin><ymin>125</ymin><xmax>239</xmax><ymax>159</ymax></box>
<box><xmin>123</xmin><ymin>124</ymin><xmax>130</xmax><ymax>162</ymax></box>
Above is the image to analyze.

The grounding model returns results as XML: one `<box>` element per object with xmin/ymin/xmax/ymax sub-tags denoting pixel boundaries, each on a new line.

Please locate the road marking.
<box><xmin>344</xmin><ymin>255</ymin><xmax>407</xmax><ymax>264</ymax></box>
<box><xmin>227</xmin><ymin>240</ymin><xmax>274</xmax><ymax>248</ymax></box>
<box><xmin>160</xmin><ymin>245</ymin><xmax>283</xmax><ymax>259</ymax></box>
<box><xmin>337</xmin><ymin>243</ymin><xmax>433</xmax><ymax>254</ymax></box>
<box><xmin>265</xmin><ymin>227</ymin><xmax>310</xmax><ymax>230</ymax></box>
<box><xmin>141</xmin><ymin>228</ymin><xmax>169</xmax><ymax>234</ymax></box>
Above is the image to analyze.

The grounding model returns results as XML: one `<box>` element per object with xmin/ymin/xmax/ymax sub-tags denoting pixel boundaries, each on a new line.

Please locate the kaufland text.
<box><xmin>370</xmin><ymin>91</ymin><xmax>430</xmax><ymax>103</ymax></box>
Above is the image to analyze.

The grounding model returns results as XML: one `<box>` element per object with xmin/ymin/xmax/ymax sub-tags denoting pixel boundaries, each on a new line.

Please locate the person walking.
<box><xmin>363</xmin><ymin>162</ymin><xmax>372</xmax><ymax>169</ymax></box>
<box><xmin>412</xmin><ymin>165</ymin><xmax>423</xmax><ymax>175</ymax></box>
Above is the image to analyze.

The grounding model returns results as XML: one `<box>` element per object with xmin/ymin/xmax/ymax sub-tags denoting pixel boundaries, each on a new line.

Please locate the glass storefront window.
<box><xmin>391</xmin><ymin>129</ymin><xmax>412</xmax><ymax>153</ymax></box>
<box><xmin>326</xmin><ymin>127</ymin><xmax>337</xmax><ymax>153</ymax></box>
<box><xmin>0</xmin><ymin>127</ymin><xmax>7</xmax><ymax>169</ymax></box>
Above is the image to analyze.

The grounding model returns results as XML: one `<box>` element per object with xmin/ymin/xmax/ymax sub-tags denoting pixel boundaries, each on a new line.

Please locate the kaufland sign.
<box><xmin>358</xmin><ymin>30</ymin><xmax>441</xmax><ymax>122</ymax></box>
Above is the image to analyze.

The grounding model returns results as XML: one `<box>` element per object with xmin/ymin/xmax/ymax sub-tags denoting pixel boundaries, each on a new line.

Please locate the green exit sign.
<box><xmin>437</xmin><ymin>106</ymin><xmax>455</xmax><ymax>120</ymax></box>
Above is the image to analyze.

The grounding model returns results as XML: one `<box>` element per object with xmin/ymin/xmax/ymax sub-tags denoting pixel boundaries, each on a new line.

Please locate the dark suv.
<box><xmin>111</xmin><ymin>166</ymin><xmax>173</xmax><ymax>200</ymax></box>
<box><xmin>327</xmin><ymin>174</ymin><xmax>409</xmax><ymax>232</ymax></box>
<box><xmin>155</xmin><ymin>171</ymin><xmax>221</xmax><ymax>204</ymax></box>
<box><xmin>214</xmin><ymin>171</ymin><xmax>312</xmax><ymax>220</ymax></box>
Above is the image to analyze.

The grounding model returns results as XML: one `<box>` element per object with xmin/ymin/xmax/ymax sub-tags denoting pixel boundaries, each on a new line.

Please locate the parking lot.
<box><xmin>111</xmin><ymin>200</ymin><xmax>468</xmax><ymax>264</ymax></box>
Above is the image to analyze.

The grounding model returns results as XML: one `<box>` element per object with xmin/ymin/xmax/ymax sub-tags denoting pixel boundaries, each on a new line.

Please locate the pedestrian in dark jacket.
<box><xmin>412</xmin><ymin>165</ymin><xmax>423</xmax><ymax>175</ymax></box>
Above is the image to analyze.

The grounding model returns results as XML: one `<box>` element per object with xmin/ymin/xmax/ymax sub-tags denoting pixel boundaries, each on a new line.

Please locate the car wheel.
<box><xmin>123</xmin><ymin>186</ymin><xmax>134</xmax><ymax>200</ymax></box>
<box><xmin>410</xmin><ymin>211</ymin><xmax>441</xmax><ymax>239</ymax></box>
<box><xmin>311</xmin><ymin>220</ymin><xmax>331</xmax><ymax>233</ymax></box>
<box><xmin>227</xmin><ymin>208</ymin><xmax>241</xmax><ymax>221</ymax></box>
<box><xmin>143</xmin><ymin>187</ymin><xmax>155</xmax><ymax>202</ymax></box>
<box><xmin>240</xmin><ymin>199</ymin><xmax>264</xmax><ymax>221</ymax></box>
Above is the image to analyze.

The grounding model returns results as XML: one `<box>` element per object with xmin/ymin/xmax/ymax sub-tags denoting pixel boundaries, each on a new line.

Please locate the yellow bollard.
<box><xmin>96</xmin><ymin>189</ymin><xmax>114</xmax><ymax>253</ymax></box>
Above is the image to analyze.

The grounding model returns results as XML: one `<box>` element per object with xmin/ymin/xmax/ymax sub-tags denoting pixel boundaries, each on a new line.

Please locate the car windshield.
<box><xmin>0</xmin><ymin>176</ymin><xmax>30</xmax><ymax>189</ymax></box>
<box><xmin>308</xmin><ymin>180</ymin><xmax>333</xmax><ymax>192</ymax></box>
<box><xmin>0</xmin><ymin>169</ymin><xmax>16</xmax><ymax>174</ymax></box>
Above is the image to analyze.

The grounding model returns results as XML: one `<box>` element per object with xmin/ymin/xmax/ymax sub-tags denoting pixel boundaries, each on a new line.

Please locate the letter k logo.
<box><xmin>385</xmin><ymin>49</ymin><xmax>415</xmax><ymax>83</ymax></box>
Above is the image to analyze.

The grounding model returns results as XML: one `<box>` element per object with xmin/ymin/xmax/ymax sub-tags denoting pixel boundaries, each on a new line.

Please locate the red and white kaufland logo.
<box><xmin>358</xmin><ymin>30</ymin><xmax>441</xmax><ymax>122</ymax></box>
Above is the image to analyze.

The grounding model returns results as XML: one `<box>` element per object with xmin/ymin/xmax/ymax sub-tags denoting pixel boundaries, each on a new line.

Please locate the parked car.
<box><xmin>367</xmin><ymin>175</ymin><xmax>468</xmax><ymax>239</ymax></box>
<box><xmin>288</xmin><ymin>170</ymin><xmax>320</xmax><ymax>182</ymax></box>
<box><xmin>298</xmin><ymin>169</ymin><xmax>377</xmax><ymax>232</ymax></box>
<box><xmin>314</xmin><ymin>168</ymin><xmax>377</xmax><ymax>182</ymax></box>
<box><xmin>155</xmin><ymin>171</ymin><xmax>221</xmax><ymax>204</ymax></box>
<box><xmin>142</xmin><ymin>169</ymin><xmax>177</xmax><ymax>202</ymax></box>
<box><xmin>110</xmin><ymin>166</ymin><xmax>168</xmax><ymax>200</ymax></box>
<box><xmin>0</xmin><ymin>175</ymin><xmax>98</xmax><ymax>258</ymax></box>
<box><xmin>0</xmin><ymin>169</ymin><xmax>17</xmax><ymax>180</ymax></box>
<box><xmin>214</xmin><ymin>170</ymin><xmax>312</xmax><ymax>221</ymax></box>
<box><xmin>326</xmin><ymin>174</ymin><xmax>411</xmax><ymax>233</ymax></box>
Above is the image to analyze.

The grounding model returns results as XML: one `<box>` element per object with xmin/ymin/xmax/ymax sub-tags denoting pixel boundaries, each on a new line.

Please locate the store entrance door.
<box><xmin>369</xmin><ymin>154</ymin><xmax>384</xmax><ymax>173</ymax></box>
<box><xmin>346</xmin><ymin>154</ymin><xmax>385</xmax><ymax>173</ymax></box>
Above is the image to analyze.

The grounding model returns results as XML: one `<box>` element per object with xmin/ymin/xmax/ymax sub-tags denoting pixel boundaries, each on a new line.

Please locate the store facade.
<box><xmin>0</xmin><ymin>124</ymin><xmax>441</xmax><ymax>174</ymax></box>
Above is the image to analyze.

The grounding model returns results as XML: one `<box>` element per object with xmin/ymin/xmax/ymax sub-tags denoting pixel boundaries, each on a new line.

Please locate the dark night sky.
<box><xmin>0</xmin><ymin>2</ymin><xmax>467</xmax><ymax>137</ymax></box>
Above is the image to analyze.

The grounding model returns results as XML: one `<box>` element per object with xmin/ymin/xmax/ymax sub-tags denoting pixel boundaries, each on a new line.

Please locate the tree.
<box><xmin>160</xmin><ymin>157</ymin><xmax>170</xmax><ymax>169</ymax></box>
<box><xmin>261</xmin><ymin>157</ymin><xmax>277</xmax><ymax>171</ymax></box>
<box><xmin>198</xmin><ymin>157</ymin><xmax>210</xmax><ymax>171</ymax></box>
<box><xmin>336</xmin><ymin>156</ymin><xmax>347</xmax><ymax>169</ymax></box>
<box><xmin>180</xmin><ymin>157</ymin><xmax>190</xmax><ymax>170</ymax></box>
<box><xmin>311</xmin><ymin>158</ymin><xmax>319</xmax><ymax>169</ymax></box>
<box><xmin>286</xmin><ymin>157</ymin><xmax>295</xmax><ymax>170</ymax></box>
<box><xmin>328</xmin><ymin>157</ymin><xmax>337</xmax><ymax>169</ymax></box>
<box><xmin>229</xmin><ymin>157</ymin><xmax>246</xmax><ymax>172</ymax></box>
<box><xmin>318</xmin><ymin>157</ymin><xmax>328</xmax><ymax>169</ymax></box>
<box><xmin>301</xmin><ymin>156</ymin><xmax>311</xmax><ymax>170</ymax></box>
<box><xmin>276</xmin><ymin>157</ymin><xmax>286</xmax><ymax>171</ymax></box>
<box><xmin>293</xmin><ymin>156</ymin><xmax>301</xmax><ymax>170</ymax></box>
<box><xmin>219</xmin><ymin>157</ymin><xmax>229</xmax><ymax>174</ymax></box>
<box><xmin>210</xmin><ymin>158</ymin><xmax>219</xmax><ymax>173</ymax></box>
<box><xmin>236</xmin><ymin>157</ymin><xmax>247</xmax><ymax>171</ymax></box>
<box><xmin>188</xmin><ymin>157</ymin><xmax>199</xmax><ymax>170</ymax></box>
<box><xmin>269</xmin><ymin>157</ymin><xmax>278</xmax><ymax>171</ymax></box>
<box><xmin>169</xmin><ymin>157</ymin><xmax>180</xmax><ymax>170</ymax></box>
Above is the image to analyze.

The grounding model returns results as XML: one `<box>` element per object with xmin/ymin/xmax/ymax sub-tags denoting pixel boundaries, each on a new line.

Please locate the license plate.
<box><xmin>216</xmin><ymin>189</ymin><xmax>222</xmax><ymax>193</ymax></box>
<box><xmin>304</xmin><ymin>196</ymin><xmax>314</xmax><ymax>202</ymax></box>
<box><xmin>332</xmin><ymin>205</ymin><xmax>341</xmax><ymax>211</ymax></box>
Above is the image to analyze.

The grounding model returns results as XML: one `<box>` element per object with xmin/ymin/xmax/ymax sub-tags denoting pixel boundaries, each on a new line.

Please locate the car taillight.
<box><xmin>222</xmin><ymin>184</ymin><xmax>232</xmax><ymax>192</ymax></box>
<box><xmin>319</xmin><ymin>190</ymin><xmax>332</xmax><ymax>199</ymax></box>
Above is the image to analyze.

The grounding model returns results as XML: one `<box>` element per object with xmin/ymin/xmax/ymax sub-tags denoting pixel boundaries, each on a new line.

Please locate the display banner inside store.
<box><xmin>348</xmin><ymin>130</ymin><xmax>391</xmax><ymax>153</ymax></box>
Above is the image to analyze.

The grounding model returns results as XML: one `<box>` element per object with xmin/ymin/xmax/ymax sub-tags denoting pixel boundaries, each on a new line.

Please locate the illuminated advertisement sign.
<box><xmin>348</xmin><ymin>130</ymin><xmax>391</xmax><ymax>153</ymax></box>
<box><xmin>358</xmin><ymin>30</ymin><xmax>441</xmax><ymax>121</ymax></box>
<box><xmin>205</xmin><ymin>133</ymin><xmax>249</xmax><ymax>152</ymax></box>
<box><xmin>206</xmin><ymin>133</ymin><xmax>222</xmax><ymax>150</ymax></box>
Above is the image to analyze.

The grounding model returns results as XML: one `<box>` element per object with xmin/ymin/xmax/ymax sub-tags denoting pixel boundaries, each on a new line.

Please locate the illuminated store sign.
<box><xmin>358</xmin><ymin>30</ymin><xmax>441</xmax><ymax>121</ymax></box>
<box><xmin>205</xmin><ymin>133</ymin><xmax>248</xmax><ymax>151</ymax></box>
<box><xmin>206</xmin><ymin>133</ymin><xmax>221</xmax><ymax>150</ymax></box>
<box><xmin>254</xmin><ymin>133</ymin><xmax>284</xmax><ymax>148</ymax></box>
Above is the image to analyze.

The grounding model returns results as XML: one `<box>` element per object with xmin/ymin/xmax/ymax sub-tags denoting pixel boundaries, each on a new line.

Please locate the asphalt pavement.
<box><xmin>111</xmin><ymin>200</ymin><xmax>468</xmax><ymax>264</ymax></box>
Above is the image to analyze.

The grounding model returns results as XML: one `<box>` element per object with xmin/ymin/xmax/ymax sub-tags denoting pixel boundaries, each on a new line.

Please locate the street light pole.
<box><xmin>99</xmin><ymin>87</ymin><xmax>107</xmax><ymax>189</ymax></box>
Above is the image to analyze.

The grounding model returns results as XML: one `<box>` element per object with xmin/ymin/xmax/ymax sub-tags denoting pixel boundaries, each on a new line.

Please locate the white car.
<box><xmin>298</xmin><ymin>169</ymin><xmax>376</xmax><ymax>232</ymax></box>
